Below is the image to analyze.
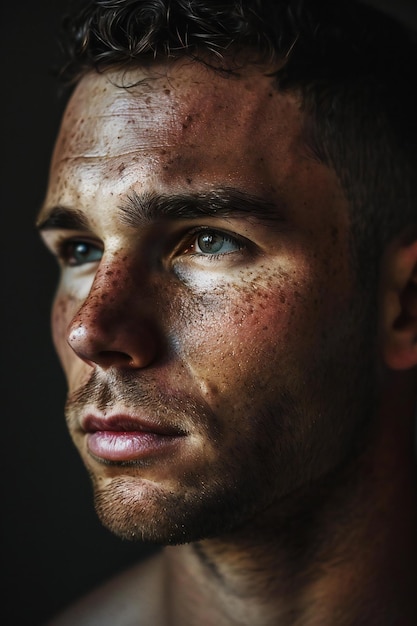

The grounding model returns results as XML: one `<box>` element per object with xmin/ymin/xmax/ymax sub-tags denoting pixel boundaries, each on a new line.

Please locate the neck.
<box><xmin>164</xmin><ymin>370</ymin><xmax>417</xmax><ymax>626</ymax></box>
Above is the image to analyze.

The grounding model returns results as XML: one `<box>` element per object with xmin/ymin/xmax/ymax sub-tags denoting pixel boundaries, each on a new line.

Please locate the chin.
<box><xmin>90</xmin><ymin>473</ymin><xmax>271</xmax><ymax>545</ymax></box>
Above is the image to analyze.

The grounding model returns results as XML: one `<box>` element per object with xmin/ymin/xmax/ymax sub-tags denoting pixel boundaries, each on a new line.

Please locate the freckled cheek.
<box><xmin>169</xmin><ymin>279</ymin><xmax>308</xmax><ymax>397</ymax></box>
<box><xmin>51</xmin><ymin>292</ymin><xmax>88</xmax><ymax>387</ymax></box>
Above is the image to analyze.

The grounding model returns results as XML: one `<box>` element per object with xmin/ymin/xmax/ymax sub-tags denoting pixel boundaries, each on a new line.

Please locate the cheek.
<box><xmin>169</xmin><ymin>268</ymin><xmax>316</xmax><ymax>398</ymax></box>
<box><xmin>51</xmin><ymin>292</ymin><xmax>87</xmax><ymax>387</ymax></box>
<box><xmin>51</xmin><ymin>294</ymin><xmax>69</xmax><ymax>358</ymax></box>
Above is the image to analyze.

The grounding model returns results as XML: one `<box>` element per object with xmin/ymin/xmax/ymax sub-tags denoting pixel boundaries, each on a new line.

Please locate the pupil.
<box><xmin>75</xmin><ymin>243</ymin><xmax>88</xmax><ymax>258</ymax></box>
<box><xmin>199</xmin><ymin>233</ymin><xmax>223</xmax><ymax>253</ymax></box>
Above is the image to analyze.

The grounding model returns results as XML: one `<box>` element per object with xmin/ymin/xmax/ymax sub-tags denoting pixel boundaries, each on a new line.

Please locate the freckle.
<box><xmin>164</xmin><ymin>88</ymin><xmax>170</xmax><ymax>95</ymax></box>
<box><xmin>118</xmin><ymin>163</ymin><xmax>126</xmax><ymax>173</ymax></box>
<box><xmin>186</xmin><ymin>177</ymin><xmax>193</xmax><ymax>184</ymax></box>
<box><xmin>105</xmin><ymin>270</ymin><xmax>113</xmax><ymax>276</ymax></box>
<box><xmin>182</xmin><ymin>115</ymin><xmax>193</xmax><ymax>129</ymax></box>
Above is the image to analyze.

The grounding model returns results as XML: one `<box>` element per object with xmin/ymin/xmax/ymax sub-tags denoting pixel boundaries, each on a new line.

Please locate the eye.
<box><xmin>58</xmin><ymin>240</ymin><xmax>103</xmax><ymax>267</ymax></box>
<box><xmin>189</xmin><ymin>230</ymin><xmax>243</xmax><ymax>256</ymax></box>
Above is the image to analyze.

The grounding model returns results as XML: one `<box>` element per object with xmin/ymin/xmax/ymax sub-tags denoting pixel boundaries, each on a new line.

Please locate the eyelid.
<box><xmin>41</xmin><ymin>229</ymin><xmax>95</xmax><ymax>248</ymax></box>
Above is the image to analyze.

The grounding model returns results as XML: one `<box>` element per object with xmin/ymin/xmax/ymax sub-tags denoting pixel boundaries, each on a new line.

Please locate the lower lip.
<box><xmin>86</xmin><ymin>431</ymin><xmax>180</xmax><ymax>462</ymax></box>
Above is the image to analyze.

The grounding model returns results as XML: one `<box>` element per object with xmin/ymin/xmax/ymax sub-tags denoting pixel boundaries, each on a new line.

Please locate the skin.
<box><xmin>39</xmin><ymin>61</ymin><xmax>417</xmax><ymax>625</ymax></box>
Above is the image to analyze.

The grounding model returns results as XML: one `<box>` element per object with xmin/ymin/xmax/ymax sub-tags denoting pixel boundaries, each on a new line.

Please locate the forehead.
<box><xmin>48</xmin><ymin>61</ymin><xmax>304</xmax><ymax>183</ymax></box>
<box><xmin>58</xmin><ymin>61</ymin><xmax>301</xmax><ymax>154</ymax></box>
<box><xmin>42</xmin><ymin>60</ymin><xmax>347</xmax><ymax>233</ymax></box>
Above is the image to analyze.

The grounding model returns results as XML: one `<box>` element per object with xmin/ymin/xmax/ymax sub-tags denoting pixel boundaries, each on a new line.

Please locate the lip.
<box><xmin>82</xmin><ymin>414</ymin><xmax>185</xmax><ymax>463</ymax></box>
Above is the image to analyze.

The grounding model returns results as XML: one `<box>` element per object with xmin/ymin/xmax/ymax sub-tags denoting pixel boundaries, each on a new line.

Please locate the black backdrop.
<box><xmin>2</xmin><ymin>1</ymin><xmax>417</xmax><ymax>625</ymax></box>
<box><xmin>2</xmin><ymin>2</ymin><xmax>156</xmax><ymax>624</ymax></box>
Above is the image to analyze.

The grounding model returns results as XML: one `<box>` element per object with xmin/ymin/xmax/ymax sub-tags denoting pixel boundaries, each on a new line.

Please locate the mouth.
<box><xmin>82</xmin><ymin>414</ymin><xmax>186</xmax><ymax>463</ymax></box>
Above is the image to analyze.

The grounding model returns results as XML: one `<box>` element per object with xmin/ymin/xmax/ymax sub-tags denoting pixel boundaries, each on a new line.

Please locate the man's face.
<box><xmin>39</xmin><ymin>61</ymin><xmax>374</xmax><ymax>543</ymax></box>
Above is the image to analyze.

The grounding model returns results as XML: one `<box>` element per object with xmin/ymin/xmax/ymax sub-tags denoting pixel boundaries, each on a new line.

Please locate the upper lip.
<box><xmin>82</xmin><ymin>414</ymin><xmax>185</xmax><ymax>436</ymax></box>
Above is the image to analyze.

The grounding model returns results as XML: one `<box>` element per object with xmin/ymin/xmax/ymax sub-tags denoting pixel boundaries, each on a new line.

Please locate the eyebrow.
<box><xmin>36</xmin><ymin>206</ymin><xmax>91</xmax><ymax>231</ymax></box>
<box><xmin>37</xmin><ymin>188</ymin><xmax>284</xmax><ymax>232</ymax></box>
<box><xmin>120</xmin><ymin>188</ymin><xmax>283</xmax><ymax>226</ymax></box>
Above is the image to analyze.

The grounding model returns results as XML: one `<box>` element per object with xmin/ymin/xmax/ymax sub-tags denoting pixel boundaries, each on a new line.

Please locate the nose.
<box><xmin>67</xmin><ymin>265</ymin><xmax>160</xmax><ymax>370</ymax></box>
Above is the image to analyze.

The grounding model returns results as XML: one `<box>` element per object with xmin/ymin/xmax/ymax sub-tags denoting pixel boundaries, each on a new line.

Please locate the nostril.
<box><xmin>98</xmin><ymin>351</ymin><xmax>133</xmax><ymax>368</ymax></box>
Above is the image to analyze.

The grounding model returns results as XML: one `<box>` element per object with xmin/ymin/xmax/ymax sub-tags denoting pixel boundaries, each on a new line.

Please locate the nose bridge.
<box><xmin>77</xmin><ymin>258</ymin><xmax>136</xmax><ymax>328</ymax></box>
<box><xmin>67</xmin><ymin>255</ymin><xmax>160</xmax><ymax>369</ymax></box>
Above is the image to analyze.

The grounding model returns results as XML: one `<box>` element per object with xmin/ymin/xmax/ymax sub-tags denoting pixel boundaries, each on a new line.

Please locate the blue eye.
<box><xmin>60</xmin><ymin>240</ymin><xmax>103</xmax><ymax>266</ymax></box>
<box><xmin>194</xmin><ymin>231</ymin><xmax>242</xmax><ymax>256</ymax></box>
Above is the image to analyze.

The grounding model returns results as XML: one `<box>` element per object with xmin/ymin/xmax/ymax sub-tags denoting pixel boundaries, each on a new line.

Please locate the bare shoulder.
<box><xmin>46</xmin><ymin>550</ymin><xmax>167</xmax><ymax>626</ymax></box>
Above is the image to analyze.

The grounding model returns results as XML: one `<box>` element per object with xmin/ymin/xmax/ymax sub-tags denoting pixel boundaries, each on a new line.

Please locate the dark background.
<box><xmin>2</xmin><ymin>1</ymin><xmax>417</xmax><ymax>625</ymax></box>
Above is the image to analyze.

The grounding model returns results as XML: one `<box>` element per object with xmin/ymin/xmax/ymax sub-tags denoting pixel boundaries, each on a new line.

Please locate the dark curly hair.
<box><xmin>57</xmin><ymin>0</ymin><xmax>417</xmax><ymax>286</ymax></box>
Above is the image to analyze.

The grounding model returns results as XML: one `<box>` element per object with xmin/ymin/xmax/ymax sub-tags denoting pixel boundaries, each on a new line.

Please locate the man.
<box><xmin>38</xmin><ymin>0</ymin><xmax>416</xmax><ymax>623</ymax></box>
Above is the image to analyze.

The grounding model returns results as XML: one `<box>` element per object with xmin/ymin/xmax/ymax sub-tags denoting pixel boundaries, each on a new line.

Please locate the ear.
<box><xmin>380</xmin><ymin>230</ymin><xmax>417</xmax><ymax>370</ymax></box>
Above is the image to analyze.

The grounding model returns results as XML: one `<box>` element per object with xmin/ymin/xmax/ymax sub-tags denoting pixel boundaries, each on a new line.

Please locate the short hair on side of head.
<box><xmin>58</xmin><ymin>0</ymin><xmax>417</xmax><ymax>288</ymax></box>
